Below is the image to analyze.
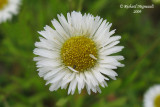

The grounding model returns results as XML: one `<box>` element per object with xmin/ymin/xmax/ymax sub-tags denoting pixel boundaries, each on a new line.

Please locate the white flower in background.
<box><xmin>0</xmin><ymin>0</ymin><xmax>21</xmax><ymax>23</ymax></box>
<box><xmin>144</xmin><ymin>85</ymin><xmax>160</xmax><ymax>107</ymax></box>
<box><xmin>34</xmin><ymin>11</ymin><xmax>124</xmax><ymax>95</ymax></box>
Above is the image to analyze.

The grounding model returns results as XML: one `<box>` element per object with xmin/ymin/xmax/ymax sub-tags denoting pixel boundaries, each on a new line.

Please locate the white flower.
<box><xmin>0</xmin><ymin>0</ymin><xmax>21</xmax><ymax>23</ymax></box>
<box><xmin>143</xmin><ymin>85</ymin><xmax>160</xmax><ymax>107</ymax></box>
<box><xmin>33</xmin><ymin>11</ymin><xmax>124</xmax><ymax>95</ymax></box>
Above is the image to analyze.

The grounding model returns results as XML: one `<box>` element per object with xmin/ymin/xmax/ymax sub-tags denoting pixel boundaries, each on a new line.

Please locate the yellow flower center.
<box><xmin>154</xmin><ymin>94</ymin><xmax>160</xmax><ymax>107</ymax></box>
<box><xmin>0</xmin><ymin>0</ymin><xmax>8</xmax><ymax>10</ymax></box>
<box><xmin>61</xmin><ymin>36</ymin><xmax>98</xmax><ymax>72</ymax></box>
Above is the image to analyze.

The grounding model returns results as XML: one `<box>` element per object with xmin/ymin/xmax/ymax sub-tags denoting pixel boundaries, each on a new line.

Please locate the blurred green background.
<box><xmin>0</xmin><ymin>0</ymin><xmax>160</xmax><ymax>107</ymax></box>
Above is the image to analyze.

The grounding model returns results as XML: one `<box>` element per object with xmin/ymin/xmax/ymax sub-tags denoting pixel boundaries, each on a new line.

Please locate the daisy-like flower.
<box><xmin>34</xmin><ymin>11</ymin><xmax>124</xmax><ymax>95</ymax></box>
<box><xmin>0</xmin><ymin>0</ymin><xmax>21</xmax><ymax>23</ymax></box>
<box><xmin>143</xmin><ymin>85</ymin><xmax>160</xmax><ymax>107</ymax></box>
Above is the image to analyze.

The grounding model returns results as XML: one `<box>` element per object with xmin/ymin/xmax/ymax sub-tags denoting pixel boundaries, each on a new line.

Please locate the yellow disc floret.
<box><xmin>61</xmin><ymin>36</ymin><xmax>98</xmax><ymax>72</ymax></box>
<box><xmin>0</xmin><ymin>0</ymin><xmax>8</xmax><ymax>10</ymax></box>
<box><xmin>154</xmin><ymin>95</ymin><xmax>160</xmax><ymax>107</ymax></box>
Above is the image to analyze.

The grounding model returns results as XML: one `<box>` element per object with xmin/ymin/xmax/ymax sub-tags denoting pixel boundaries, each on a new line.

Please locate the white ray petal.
<box><xmin>92</xmin><ymin>69</ymin><xmax>109</xmax><ymax>83</ymax></box>
<box><xmin>36</xmin><ymin>59</ymin><xmax>60</xmax><ymax>68</ymax></box>
<box><xmin>99</xmin><ymin>63</ymin><xmax>117</xmax><ymax>69</ymax></box>
<box><xmin>100</xmin><ymin>41</ymin><xmax>120</xmax><ymax>52</ymax></box>
<box><xmin>44</xmin><ymin>67</ymin><xmax>64</xmax><ymax>80</ymax></box>
<box><xmin>68</xmin><ymin>66</ymin><xmax>79</xmax><ymax>73</ymax></box>
<box><xmin>68</xmin><ymin>77</ymin><xmax>77</xmax><ymax>95</ymax></box>
<box><xmin>33</xmin><ymin>48</ymin><xmax>57</xmax><ymax>59</ymax></box>
<box><xmin>89</xmin><ymin>54</ymin><xmax>97</xmax><ymax>60</ymax></box>
<box><xmin>57</xmin><ymin>14</ymin><xmax>72</xmax><ymax>36</ymax></box>
<box><xmin>100</xmin><ymin>68</ymin><xmax>118</xmax><ymax>77</ymax></box>
<box><xmin>51</xmin><ymin>19</ymin><xmax>70</xmax><ymax>39</ymax></box>
<box><xmin>111</xmin><ymin>56</ymin><xmax>125</xmax><ymax>61</ymax></box>
<box><xmin>101</xmin><ymin>46</ymin><xmax>124</xmax><ymax>56</ymax></box>
<box><xmin>61</xmin><ymin>73</ymin><xmax>76</xmax><ymax>87</ymax></box>
<box><xmin>46</xmin><ymin>71</ymin><xmax>66</xmax><ymax>85</ymax></box>
<box><xmin>101</xmin><ymin>36</ymin><xmax>121</xmax><ymax>47</ymax></box>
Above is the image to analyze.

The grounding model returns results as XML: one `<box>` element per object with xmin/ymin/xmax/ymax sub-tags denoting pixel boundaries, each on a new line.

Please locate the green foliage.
<box><xmin>0</xmin><ymin>0</ymin><xmax>160</xmax><ymax>107</ymax></box>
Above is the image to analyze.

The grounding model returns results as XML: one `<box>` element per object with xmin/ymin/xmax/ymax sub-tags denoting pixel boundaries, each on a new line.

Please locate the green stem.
<box><xmin>77</xmin><ymin>0</ymin><xmax>84</xmax><ymax>11</ymax></box>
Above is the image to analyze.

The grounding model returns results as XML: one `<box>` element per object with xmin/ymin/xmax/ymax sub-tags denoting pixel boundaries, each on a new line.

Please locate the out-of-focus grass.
<box><xmin>0</xmin><ymin>0</ymin><xmax>160</xmax><ymax>107</ymax></box>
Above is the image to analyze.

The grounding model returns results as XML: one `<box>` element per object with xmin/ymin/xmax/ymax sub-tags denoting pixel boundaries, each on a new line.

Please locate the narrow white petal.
<box><xmin>61</xmin><ymin>73</ymin><xmax>76</xmax><ymax>87</ymax></box>
<box><xmin>86</xmin><ymin>85</ymin><xmax>91</xmax><ymax>95</ymax></box>
<box><xmin>76</xmin><ymin>73</ymin><xmax>85</xmax><ymax>94</ymax></box>
<box><xmin>89</xmin><ymin>54</ymin><xmax>97</xmax><ymax>60</ymax></box>
<box><xmin>34</xmin><ymin>57</ymin><xmax>60</xmax><ymax>62</ymax></box>
<box><xmin>71</xmin><ymin>79</ymin><xmax>77</xmax><ymax>95</ymax></box>
<box><xmin>99</xmin><ymin>56</ymin><xmax>118</xmax><ymax>64</ymax></box>
<box><xmin>99</xmin><ymin>63</ymin><xmax>117</xmax><ymax>69</ymax></box>
<box><xmin>101</xmin><ymin>46</ymin><xmax>124</xmax><ymax>55</ymax></box>
<box><xmin>68</xmin><ymin>78</ymin><xmax>77</xmax><ymax>95</ymax></box>
<box><xmin>100</xmin><ymin>68</ymin><xmax>118</xmax><ymax>77</ymax></box>
<box><xmin>51</xmin><ymin>19</ymin><xmax>70</xmax><ymax>39</ymax></box>
<box><xmin>101</xmin><ymin>36</ymin><xmax>121</xmax><ymax>47</ymax></box>
<box><xmin>49</xmin><ymin>81</ymin><xmax>62</xmax><ymax>91</ymax></box>
<box><xmin>36</xmin><ymin>59</ymin><xmax>60</xmax><ymax>68</ymax></box>
<box><xmin>92</xmin><ymin>69</ymin><xmax>109</xmax><ymax>83</ymax></box>
<box><xmin>43</xmin><ymin>25</ymin><xmax>64</xmax><ymax>44</ymax></box>
<box><xmin>46</xmin><ymin>71</ymin><xmax>66</xmax><ymax>85</ymax></box>
<box><xmin>44</xmin><ymin>67</ymin><xmax>64</xmax><ymax>80</ymax></box>
<box><xmin>111</xmin><ymin>56</ymin><xmax>124</xmax><ymax>61</ymax></box>
<box><xmin>85</xmin><ymin>71</ymin><xmax>98</xmax><ymax>87</ymax></box>
<box><xmin>35</xmin><ymin>37</ymin><xmax>61</xmax><ymax>50</ymax></box>
<box><xmin>68</xmin><ymin>66</ymin><xmax>79</xmax><ymax>73</ymax></box>
<box><xmin>100</xmin><ymin>41</ymin><xmax>120</xmax><ymax>52</ymax></box>
<box><xmin>96</xmin><ymin>86</ymin><xmax>102</xmax><ymax>93</ymax></box>
<box><xmin>33</xmin><ymin>48</ymin><xmax>57</xmax><ymax>59</ymax></box>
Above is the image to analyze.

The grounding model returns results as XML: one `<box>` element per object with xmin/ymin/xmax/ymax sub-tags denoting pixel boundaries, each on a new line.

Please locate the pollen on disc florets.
<box><xmin>61</xmin><ymin>36</ymin><xmax>98</xmax><ymax>72</ymax></box>
<box><xmin>154</xmin><ymin>95</ymin><xmax>160</xmax><ymax>107</ymax></box>
<box><xmin>0</xmin><ymin>0</ymin><xmax>8</xmax><ymax>10</ymax></box>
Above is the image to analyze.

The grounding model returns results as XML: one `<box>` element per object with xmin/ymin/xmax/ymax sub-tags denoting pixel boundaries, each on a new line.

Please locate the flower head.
<box><xmin>144</xmin><ymin>85</ymin><xmax>160</xmax><ymax>107</ymax></box>
<box><xmin>34</xmin><ymin>11</ymin><xmax>124</xmax><ymax>95</ymax></box>
<box><xmin>0</xmin><ymin>0</ymin><xmax>21</xmax><ymax>23</ymax></box>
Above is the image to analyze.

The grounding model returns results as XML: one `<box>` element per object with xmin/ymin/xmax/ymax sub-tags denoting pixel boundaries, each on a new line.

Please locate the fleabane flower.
<box><xmin>0</xmin><ymin>0</ymin><xmax>21</xmax><ymax>23</ymax></box>
<box><xmin>33</xmin><ymin>11</ymin><xmax>124</xmax><ymax>95</ymax></box>
<box><xmin>143</xmin><ymin>85</ymin><xmax>160</xmax><ymax>107</ymax></box>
